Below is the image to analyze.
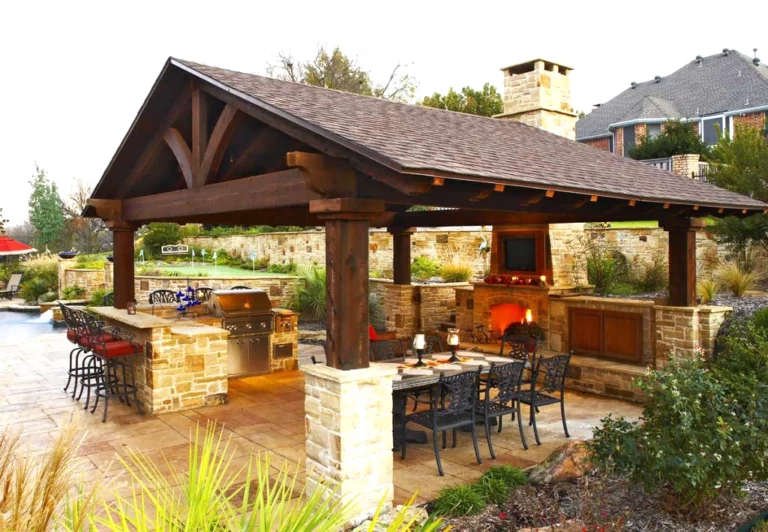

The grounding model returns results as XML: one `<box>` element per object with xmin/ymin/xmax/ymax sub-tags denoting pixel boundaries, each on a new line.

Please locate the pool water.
<box><xmin>139</xmin><ymin>264</ymin><xmax>291</xmax><ymax>278</ymax></box>
<box><xmin>0</xmin><ymin>310</ymin><xmax>59</xmax><ymax>346</ymax></box>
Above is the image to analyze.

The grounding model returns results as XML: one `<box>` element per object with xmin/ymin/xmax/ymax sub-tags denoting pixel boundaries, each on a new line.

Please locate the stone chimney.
<box><xmin>496</xmin><ymin>59</ymin><xmax>576</xmax><ymax>139</ymax></box>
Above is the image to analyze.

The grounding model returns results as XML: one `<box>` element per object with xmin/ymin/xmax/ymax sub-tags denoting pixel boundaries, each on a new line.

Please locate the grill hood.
<box><xmin>208</xmin><ymin>289</ymin><xmax>273</xmax><ymax>316</ymax></box>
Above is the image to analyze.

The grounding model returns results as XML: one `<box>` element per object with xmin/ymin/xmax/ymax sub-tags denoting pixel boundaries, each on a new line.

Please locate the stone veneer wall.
<box><xmin>654</xmin><ymin>305</ymin><xmax>732</xmax><ymax>365</ymax></box>
<box><xmin>134</xmin><ymin>276</ymin><xmax>299</xmax><ymax>308</ymax></box>
<box><xmin>303</xmin><ymin>363</ymin><xmax>397</xmax><ymax>524</ymax></box>
<box><xmin>96</xmin><ymin>316</ymin><xmax>229</xmax><ymax>414</ymax></box>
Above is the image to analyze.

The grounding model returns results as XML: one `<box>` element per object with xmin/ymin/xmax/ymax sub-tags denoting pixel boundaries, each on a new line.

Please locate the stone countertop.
<box><xmin>91</xmin><ymin>306</ymin><xmax>228</xmax><ymax>335</ymax></box>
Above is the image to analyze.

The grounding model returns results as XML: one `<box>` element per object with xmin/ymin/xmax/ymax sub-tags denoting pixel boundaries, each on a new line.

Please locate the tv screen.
<box><xmin>503</xmin><ymin>236</ymin><xmax>537</xmax><ymax>272</ymax></box>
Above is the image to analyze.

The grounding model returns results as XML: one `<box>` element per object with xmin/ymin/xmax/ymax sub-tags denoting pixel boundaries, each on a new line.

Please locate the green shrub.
<box><xmin>20</xmin><ymin>256</ymin><xmax>58</xmax><ymax>288</ymax></box>
<box><xmin>479</xmin><ymin>465</ymin><xmax>528</xmax><ymax>489</ymax></box>
<box><xmin>439</xmin><ymin>263</ymin><xmax>473</xmax><ymax>282</ymax></box>
<box><xmin>75</xmin><ymin>254</ymin><xmax>107</xmax><ymax>270</ymax></box>
<box><xmin>20</xmin><ymin>278</ymin><xmax>52</xmax><ymax>303</ymax></box>
<box><xmin>752</xmin><ymin>308</ymin><xmax>768</xmax><ymax>334</ymax></box>
<box><xmin>590</xmin><ymin>356</ymin><xmax>768</xmax><ymax>512</ymax></box>
<box><xmin>696</xmin><ymin>278</ymin><xmax>719</xmax><ymax>304</ymax></box>
<box><xmin>627</xmin><ymin>120</ymin><xmax>709</xmax><ymax>160</ymax></box>
<box><xmin>88</xmin><ymin>289</ymin><xmax>110</xmax><ymax>307</ymax></box>
<box><xmin>140</xmin><ymin>223</ymin><xmax>181</xmax><ymax>259</ymax></box>
<box><xmin>475</xmin><ymin>477</ymin><xmax>508</xmax><ymax>505</ymax></box>
<box><xmin>289</xmin><ymin>266</ymin><xmax>326</xmax><ymax>321</ymax></box>
<box><xmin>578</xmin><ymin>233</ymin><xmax>626</xmax><ymax>295</ymax></box>
<box><xmin>753</xmin><ymin>520</ymin><xmax>768</xmax><ymax>532</ymax></box>
<box><xmin>432</xmin><ymin>484</ymin><xmax>486</xmax><ymax>517</ymax></box>
<box><xmin>633</xmin><ymin>253</ymin><xmax>668</xmax><ymax>292</ymax></box>
<box><xmin>411</xmin><ymin>256</ymin><xmax>440</xmax><ymax>282</ymax></box>
<box><xmin>719</xmin><ymin>262</ymin><xmax>759</xmax><ymax>297</ymax></box>
<box><xmin>267</xmin><ymin>263</ymin><xmax>298</xmax><ymax>274</ymax></box>
<box><xmin>60</xmin><ymin>285</ymin><xmax>86</xmax><ymax>300</ymax></box>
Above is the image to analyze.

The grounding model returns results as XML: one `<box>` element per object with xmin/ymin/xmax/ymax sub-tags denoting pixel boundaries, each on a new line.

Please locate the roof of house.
<box><xmin>173</xmin><ymin>59</ymin><xmax>765</xmax><ymax>210</ymax></box>
<box><xmin>577</xmin><ymin>50</ymin><xmax>768</xmax><ymax>140</ymax></box>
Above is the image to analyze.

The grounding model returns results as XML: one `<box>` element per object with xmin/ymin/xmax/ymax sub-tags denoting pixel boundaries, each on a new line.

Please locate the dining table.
<box><xmin>380</xmin><ymin>350</ymin><xmax>519</xmax><ymax>449</ymax></box>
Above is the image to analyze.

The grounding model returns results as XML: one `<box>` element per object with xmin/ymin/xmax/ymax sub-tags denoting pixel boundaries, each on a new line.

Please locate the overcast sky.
<box><xmin>1</xmin><ymin>0</ymin><xmax>765</xmax><ymax>225</ymax></box>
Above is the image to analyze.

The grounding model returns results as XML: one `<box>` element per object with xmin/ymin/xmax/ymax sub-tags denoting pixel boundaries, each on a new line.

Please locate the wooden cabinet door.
<box><xmin>568</xmin><ymin>308</ymin><xmax>603</xmax><ymax>355</ymax></box>
<box><xmin>603</xmin><ymin>312</ymin><xmax>643</xmax><ymax>363</ymax></box>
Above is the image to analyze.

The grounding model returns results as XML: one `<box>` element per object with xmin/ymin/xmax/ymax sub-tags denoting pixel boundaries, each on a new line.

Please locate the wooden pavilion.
<box><xmin>86</xmin><ymin>58</ymin><xmax>766</xmax><ymax>371</ymax></box>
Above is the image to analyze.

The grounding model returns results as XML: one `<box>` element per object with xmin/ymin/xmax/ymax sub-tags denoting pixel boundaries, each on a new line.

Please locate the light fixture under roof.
<box><xmin>722</xmin><ymin>48</ymin><xmax>730</xmax><ymax>56</ymax></box>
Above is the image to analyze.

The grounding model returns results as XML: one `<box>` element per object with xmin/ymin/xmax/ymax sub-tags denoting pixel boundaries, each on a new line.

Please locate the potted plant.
<box><xmin>503</xmin><ymin>321</ymin><xmax>546</xmax><ymax>350</ymax></box>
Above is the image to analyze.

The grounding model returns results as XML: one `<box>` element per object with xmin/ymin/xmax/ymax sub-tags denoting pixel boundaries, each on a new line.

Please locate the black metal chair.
<box><xmin>369</xmin><ymin>338</ymin><xmax>409</xmax><ymax>362</ymax></box>
<box><xmin>102</xmin><ymin>292</ymin><xmax>114</xmax><ymax>306</ymax></box>
<box><xmin>148</xmin><ymin>289</ymin><xmax>177</xmax><ymax>304</ymax></box>
<box><xmin>231</xmin><ymin>285</ymin><xmax>250</xmax><ymax>290</ymax></box>
<box><xmin>423</xmin><ymin>332</ymin><xmax>446</xmax><ymax>354</ymax></box>
<box><xmin>499</xmin><ymin>335</ymin><xmax>538</xmax><ymax>385</ymax></box>
<box><xmin>403</xmin><ymin>368</ymin><xmax>483</xmax><ymax>476</ymax></box>
<box><xmin>477</xmin><ymin>361</ymin><xmax>528</xmax><ymax>457</ymax></box>
<box><xmin>195</xmin><ymin>287</ymin><xmax>214</xmax><ymax>302</ymax></box>
<box><xmin>519</xmin><ymin>354</ymin><xmax>571</xmax><ymax>446</ymax></box>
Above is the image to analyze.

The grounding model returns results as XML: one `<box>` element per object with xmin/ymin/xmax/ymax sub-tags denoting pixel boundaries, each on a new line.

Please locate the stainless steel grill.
<box><xmin>208</xmin><ymin>289</ymin><xmax>274</xmax><ymax>377</ymax></box>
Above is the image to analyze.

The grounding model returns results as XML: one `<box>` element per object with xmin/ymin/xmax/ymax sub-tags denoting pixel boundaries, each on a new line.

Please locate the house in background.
<box><xmin>577</xmin><ymin>49</ymin><xmax>768</xmax><ymax>156</ymax></box>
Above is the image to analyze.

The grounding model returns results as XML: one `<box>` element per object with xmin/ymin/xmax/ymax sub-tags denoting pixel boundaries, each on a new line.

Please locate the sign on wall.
<box><xmin>161</xmin><ymin>244</ymin><xmax>189</xmax><ymax>255</ymax></box>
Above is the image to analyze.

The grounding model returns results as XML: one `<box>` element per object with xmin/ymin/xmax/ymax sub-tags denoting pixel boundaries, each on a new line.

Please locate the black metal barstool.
<box><xmin>82</xmin><ymin>314</ymin><xmax>144</xmax><ymax>422</ymax></box>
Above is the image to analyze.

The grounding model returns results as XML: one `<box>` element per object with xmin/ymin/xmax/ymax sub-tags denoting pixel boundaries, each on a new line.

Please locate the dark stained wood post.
<box><xmin>661</xmin><ymin>218</ymin><xmax>704</xmax><ymax>307</ymax></box>
<box><xmin>107</xmin><ymin>221</ymin><xmax>137</xmax><ymax>309</ymax></box>
<box><xmin>311</xmin><ymin>199</ymin><xmax>385</xmax><ymax>370</ymax></box>
<box><xmin>389</xmin><ymin>227</ymin><xmax>414</xmax><ymax>285</ymax></box>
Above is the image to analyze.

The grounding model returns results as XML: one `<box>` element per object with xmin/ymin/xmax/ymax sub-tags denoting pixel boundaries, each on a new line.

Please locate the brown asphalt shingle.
<box><xmin>175</xmin><ymin>59</ymin><xmax>765</xmax><ymax>211</ymax></box>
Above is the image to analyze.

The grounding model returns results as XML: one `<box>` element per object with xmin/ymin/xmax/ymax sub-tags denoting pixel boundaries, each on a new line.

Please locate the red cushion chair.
<box><xmin>92</xmin><ymin>340</ymin><xmax>140</xmax><ymax>358</ymax></box>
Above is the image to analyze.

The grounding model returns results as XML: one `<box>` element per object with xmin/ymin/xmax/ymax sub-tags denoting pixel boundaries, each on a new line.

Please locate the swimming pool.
<box><xmin>0</xmin><ymin>310</ymin><xmax>60</xmax><ymax>346</ymax></box>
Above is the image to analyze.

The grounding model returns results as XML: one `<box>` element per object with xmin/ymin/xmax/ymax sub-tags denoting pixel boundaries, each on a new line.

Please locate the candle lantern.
<box><xmin>126</xmin><ymin>300</ymin><xmax>137</xmax><ymax>315</ymax></box>
<box><xmin>413</xmin><ymin>333</ymin><xmax>427</xmax><ymax>367</ymax></box>
<box><xmin>447</xmin><ymin>328</ymin><xmax>460</xmax><ymax>363</ymax></box>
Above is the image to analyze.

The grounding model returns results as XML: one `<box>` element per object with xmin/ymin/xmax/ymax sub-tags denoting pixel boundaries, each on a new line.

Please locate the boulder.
<box><xmin>527</xmin><ymin>441</ymin><xmax>593</xmax><ymax>485</ymax></box>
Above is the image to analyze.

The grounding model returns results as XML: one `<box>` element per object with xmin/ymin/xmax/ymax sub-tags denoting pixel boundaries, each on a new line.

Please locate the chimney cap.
<box><xmin>755</xmin><ymin>57</ymin><xmax>762</xmax><ymax>66</ymax></box>
<box><xmin>695</xmin><ymin>55</ymin><xmax>703</xmax><ymax>63</ymax></box>
<box><xmin>500</xmin><ymin>58</ymin><xmax>573</xmax><ymax>75</ymax></box>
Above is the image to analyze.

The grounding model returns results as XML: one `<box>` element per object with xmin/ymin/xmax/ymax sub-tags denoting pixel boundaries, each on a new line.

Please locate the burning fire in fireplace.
<box><xmin>490</xmin><ymin>303</ymin><xmax>533</xmax><ymax>336</ymax></box>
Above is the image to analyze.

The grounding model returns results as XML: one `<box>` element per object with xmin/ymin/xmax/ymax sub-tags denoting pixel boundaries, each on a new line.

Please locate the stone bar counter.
<box><xmin>91</xmin><ymin>305</ymin><xmax>229</xmax><ymax>414</ymax></box>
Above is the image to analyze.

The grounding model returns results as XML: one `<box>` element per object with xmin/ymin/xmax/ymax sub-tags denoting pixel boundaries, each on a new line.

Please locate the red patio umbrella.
<box><xmin>0</xmin><ymin>236</ymin><xmax>36</xmax><ymax>256</ymax></box>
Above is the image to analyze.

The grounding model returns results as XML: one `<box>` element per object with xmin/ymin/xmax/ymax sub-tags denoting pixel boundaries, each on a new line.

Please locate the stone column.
<box><xmin>671</xmin><ymin>154</ymin><xmax>700</xmax><ymax>178</ymax></box>
<box><xmin>383</xmin><ymin>284</ymin><xmax>420</xmax><ymax>337</ymax></box>
<box><xmin>107</xmin><ymin>221</ymin><xmax>137</xmax><ymax>309</ymax></box>
<box><xmin>303</xmin><ymin>362</ymin><xmax>398</xmax><ymax>524</ymax></box>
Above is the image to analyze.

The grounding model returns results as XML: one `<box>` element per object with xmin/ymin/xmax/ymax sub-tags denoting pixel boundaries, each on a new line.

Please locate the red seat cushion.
<box><xmin>93</xmin><ymin>340</ymin><xmax>139</xmax><ymax>358</ymax></box>
<box><xmin>368</xmin><ymin>324</ymin><xmax>378</xmax><ymax>341</ymax></box>
<box><xmin>78</xmin><ymin>333</ymin><xmax>117</xmax><ymax>348</ymax></box>
<box><xmin>66</xmin><ymin>329</ymin><xmax>80</xmax><ymax>343</ymax></box>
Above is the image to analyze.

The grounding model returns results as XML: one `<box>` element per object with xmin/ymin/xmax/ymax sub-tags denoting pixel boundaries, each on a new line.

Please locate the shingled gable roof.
<box><xmin>577</xmin><ymin>50</ymin><xmax>768</xmax><ymax>140</ymax></box>
<box><xmin>166</xmin><ymin>59</ymin><xmax>764</xmax><ymax>211</ymax></box>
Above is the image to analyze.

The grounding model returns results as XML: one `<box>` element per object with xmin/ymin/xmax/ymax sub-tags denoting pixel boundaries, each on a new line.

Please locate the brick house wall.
<box><xmin>733</xmin><ymin>111</ymin><xmax>767</xmax><ymax>131</ymax></box>
<box><xmin>581</xmin><ymin>137</ymin><xmax>611</xmax><ymax>152</ymax></box>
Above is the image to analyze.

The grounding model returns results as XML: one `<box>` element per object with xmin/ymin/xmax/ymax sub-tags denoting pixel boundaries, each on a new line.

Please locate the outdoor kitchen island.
<box><xmin>90</xmin><ymin>292</ymin><xmax>298</xmax><ymax>414</ymax></box>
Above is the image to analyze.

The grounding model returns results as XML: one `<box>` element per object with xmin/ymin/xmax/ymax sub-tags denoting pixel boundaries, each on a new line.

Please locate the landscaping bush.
<box><xmin>439</xmin><ymin>263</ymin><xmax>473</xmax><ymax>282</ymax></box>
<box><xmin>60</xmin><ymin>285</ymin><xmax>86</xmax><ymax>300</ymax></box>
<box><xmin>577</xmin><ymin>233</ymin><xmax>626</xmax><ymax>295</ymax></box>
<box><xmin>411</xmin><ymin>256</ymin><xmax>440</xmax><ymax>282</ymax></box>
<box><xmin>480</xmin><ymin>465</ymin><xmax>528</xmax><ymax>489</ymax></box>
<box><xmin>590</xmin><ymin>353</ymin><xmax>768</xmax><ymax>512</ymax></box>
<box><xmin>632</xmin><ymin>252</ymin><xmax>668</xmax><ymax>292</ymax></box>
<box><xmin>718</xmin><ymin>262</ymin><xmax>759</xmax><ymax>297</ymax></box>
<box><xmin>140</xmin><ymin>223</ymin><xmax>181</xmax><ymax>259</ymax></box>
<box><xmin>696</xmin><ymin>278</ymin><xmax>719</xmax><ymax>304</ymax></box>
<box><xmin>88</xmin><ymin>288</ymin><xmax>110</xmax><ymax>307</ymax></box>
<box><xmin>75</xmin><ymin>253</ymin><xmax>107</xmax><ymax>270</ymax></box>
<box><xmin>289</xmin><ymin>266</ymin><xmax>326</xmax><ymax>321</ymax></box>
<box><xmin>18</xmin><ymin>256</ymin><xmax>58</xmax><ymax>302</ymax></box>
<box><xmin>433</xmin><ymin>484</ymin><xmax>487</xmax><ymax>517</ymax></box>
<box><xmin>267</xmin><ymin>263</ymin><xmax>298</xmax><ymax>274</ymax></box>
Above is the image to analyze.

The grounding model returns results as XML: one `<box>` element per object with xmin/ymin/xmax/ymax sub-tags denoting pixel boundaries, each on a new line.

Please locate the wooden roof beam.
<box><xmin>200</xmin><ymin>104</ymin><xmax>241</xmax><ymax>185</ymax></box>
<box><xmin>163</xmin><ymin>128</ymin><xmax>193</xmax><ymax>188</ymax></box>
<box><xmin>286</xmin><ymin>151</ymin><xmax>357</xmax><ymax>197</ymax></box>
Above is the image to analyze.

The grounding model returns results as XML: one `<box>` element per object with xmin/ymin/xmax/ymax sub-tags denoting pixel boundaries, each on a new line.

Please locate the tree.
<box><xmin>708</xmin><ymin>121</ymin><xmax>768</xmax><ymax>253</ymax></box>
<box><xmin>140</xmin><ymin>223</ymin><xmax>181</xmax><ymax>258</ymax></box>
<box><xmin>420</xmin><ymin>84</ymin><xmax>503</xmax><ymax>117</ymax></box>
<box><xmin>628</xmin><ymin>120</ymin><xmax>709</xmax><ymax>160</ymax></box>
<box><xmin>62</xmin><ymin>178</ymin><xmax>110</xmax><ymax>253</ymax></box>
<box><xmin>0</xmin><ymin>209</ymin><xmax>7</xmax><ymax>235</ymax></box>
<box><xmin>266</xmin><ymin>46</ymin><xmax>417</xmax><ymax>102</ymax></box>
<box><xmin>28</xmin><ymin>165</ymin><xmax>66</xmax><ymax>251</ymax></box>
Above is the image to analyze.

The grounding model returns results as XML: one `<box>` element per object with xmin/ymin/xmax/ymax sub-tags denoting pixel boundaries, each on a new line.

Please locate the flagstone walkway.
<box><xmin>0</xmin><ymin>332</ymin><xmax>642</xmax><ymax>506</ymax></box>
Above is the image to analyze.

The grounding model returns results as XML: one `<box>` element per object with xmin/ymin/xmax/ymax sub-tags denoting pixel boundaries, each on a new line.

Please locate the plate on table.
<box><xmin>404</xmin><ymin>358</ymin><xmax>424</xmax><ymax>364</ymax></box>
<box><xmin>436</xmin><ymin>364</ymin><xmax>463</xmax><ymax>371</ymax></box>
<box><xmin>458</xmin><ymin>351</ymin><xmax>485</xmax><ymax>358</ymax></box>
<box><xmin>432</xmin><ymin>354</ymin><xmax>452</xmax><ymax>361</ymax></box>
<box><xmin>485</xmin><ymin>356</ymin><xmax>512</xmax><ymax>363</ymax></box>
<box><xmin>462</xmin><ymin>360</ymin><xmax>487</xmax><ymax>367</ymax></box>
<box><xmin>402</xmin><ymin>368</ymin><xmax>434</xmax><ymax>376</ymax></box>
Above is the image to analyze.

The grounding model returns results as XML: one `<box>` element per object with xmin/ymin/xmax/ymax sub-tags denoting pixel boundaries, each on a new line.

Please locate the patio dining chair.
<box><xmin>0</xmin><ymin>272</ymin><xmax>23</xmax><ymax>299</ymax></box>
<box><xmin>369</xmin><ymin>338</ymin><xmax>409</xmax><ymax>362</ymax></box>
<box><xmin>148</xmin><ymin>289</ymin><xmax>177</xmax><ymax>304</ymax></box>
<box><xmin>519</xmin><ymin>354</ymin><xmax>571</xmax><ymax>446</ymax></box>
<box><xmin>477</xmin><ymin>361</ymin><xmax>528</xmax><ymax>457</ymax></box>
<box><xmin>195</xmin><ymin>287</ymin><xmax>214</xmax><ymax>302</ymax></box>
<box><xmin>403</xmin><ymin>368</ymin><xmax>483</xmax><ymax>476</ymax></box>
<box><xmin>409</xmin><ymin>332</ymin><xmax>447</xmax><ymax>411</ymax></box>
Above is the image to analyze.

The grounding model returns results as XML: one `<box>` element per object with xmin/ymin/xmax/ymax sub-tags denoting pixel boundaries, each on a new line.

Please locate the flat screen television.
<box><xmin>503</xmin><ymin>236</ymin><xmax>537</xmax><ymax>272</ymax></box>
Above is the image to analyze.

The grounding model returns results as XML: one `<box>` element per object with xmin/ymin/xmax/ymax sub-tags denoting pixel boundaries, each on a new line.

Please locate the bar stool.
<box><xmin>82</xmin><ymin>314</ymin><xmax>144</xmax><ymax>422</ymax></box>
<box><xmin>60</xmin><ymin>304</ymin><xmax>107</xmax><ymax>401</ymax></box>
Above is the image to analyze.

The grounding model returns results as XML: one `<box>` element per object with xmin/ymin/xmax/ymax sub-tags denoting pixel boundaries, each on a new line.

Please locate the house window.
<box><xmin>622</xmin><ymin>126</ymin><xmax>636</xmax><ymax>155</ymax></box>
<box><xmin>702</xmin><ymin>117</ymin><xmax>723</xmax><ymax>145</ymax></box>
<box><xmin>609</xmin><ymin>135</ymin><xmax>614</xmax><ymax>153</ymax></box>
<box><xmin>647</xmin><ymin>123</ymin><xmax>662</xmax><ymax>138</ymax></box>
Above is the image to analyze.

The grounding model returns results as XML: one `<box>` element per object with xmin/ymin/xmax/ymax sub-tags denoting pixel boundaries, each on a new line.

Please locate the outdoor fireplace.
<box><xmin>490</xmin><ymin>303</ymin><xmax>532</xmax><ymax>338</ymax></box>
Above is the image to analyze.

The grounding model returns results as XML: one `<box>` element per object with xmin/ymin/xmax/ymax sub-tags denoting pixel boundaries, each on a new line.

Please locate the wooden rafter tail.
<box><xmin>693</xmin><ymin>205</ymin><xmax>700</xmax><ymax>211</ymax></box>
<box><xmin>663</xmin><ymin>203</ymin><xmax>671</xmax><ymax>209</ymax></box>
<box><xmin>628</xmin><ymin>199</ymin><xmax>637</xmax><ymax>207</ymax></box>
<box><xmin>432</xmin><ymin>177</ymin><xmax>445</xmax><ymax>186</ymax></box>
<box><xmin>590</xmin><ymin>195</ymin><xmax>598</xmax><ymax>202</ymax></box>
<box><xmin>469</xmin><ymin>187</ymin><xmax>495</xmax><ymax>202</ymax></box>
<box><xmin>545</xmin><ymin>189</ymin><xmax>555</xmax><ymax>198</ymax></box>
<box><xmin>493</xmin><ymin>184</ymin><xmax>505</xmax><ymax>192</ymax></box>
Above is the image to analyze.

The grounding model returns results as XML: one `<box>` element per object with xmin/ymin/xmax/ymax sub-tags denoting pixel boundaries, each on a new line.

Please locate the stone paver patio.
<box><xmin>0</xmin><ymin>332</ymin><xmax>642</xmax><ymax>505</ymax></box>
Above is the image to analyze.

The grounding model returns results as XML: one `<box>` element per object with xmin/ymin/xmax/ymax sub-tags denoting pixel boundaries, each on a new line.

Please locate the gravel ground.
<box><xmin>442</xmin><ymin>473</ymin><xmax>768</xmax><ymax>531</ymax></box>
<box><xmin>606</xmin><ymin>292</ymin><xmax>768</xmax><ymax>316</ymax></box>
